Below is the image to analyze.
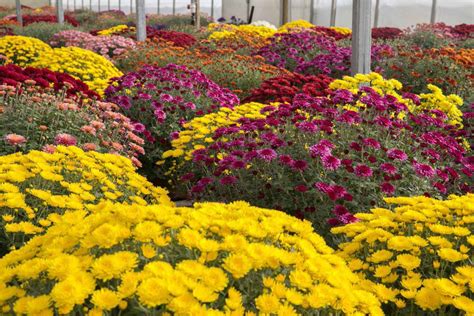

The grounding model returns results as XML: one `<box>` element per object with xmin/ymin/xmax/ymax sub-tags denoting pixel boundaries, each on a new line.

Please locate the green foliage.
<box><xmin>148</xmin><ymin>14</ymin><xmax>210</xmax><ymax>27</ymax></box>
<box><xmin>11</xmin><ymin>22</ymin><xmax>77</xmax><ymax>43</ymax></box>
<box><xmin>379</xmin><ymin>48</ymin><xmax>473</xmax><ymax>104</ymax></box>
<box><xmin>404</xmin><ymin>30</ymin><xmax>450</xmax><ymax>49</ymax></box>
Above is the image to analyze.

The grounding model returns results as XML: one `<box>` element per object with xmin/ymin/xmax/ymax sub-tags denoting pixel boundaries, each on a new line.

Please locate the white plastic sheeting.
<box><xmin>222</xmin><ymin>0</ymin><xmax>474</xmax><ymax>27</ymax></box>
<box><xmin>1</xmin><ymin>0</ymin><xmax>49</xmax><ymax>7</ymax></box>
<box><xmin>222</xmin><ymin>0</ymin><xmax>281</xmax><ymax>25</ymax></box>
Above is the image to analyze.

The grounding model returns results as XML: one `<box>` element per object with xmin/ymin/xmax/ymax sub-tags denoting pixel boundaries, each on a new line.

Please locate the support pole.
<box><xmin>73</xmin><ymin>0</ymin><xmax>76</xmax><ymax>11</ymax></box>
<box><xmin>89</xmin><ymin>0</ymin><xmax>92</xmax><ymax>11</ymax></box>
<box><xmin>108</xmin><ymin>0</ymin><xmax>111</xmax><ymax>11</ymax></box>
<box><xmin>130</xmin><ymin>0</ymin><xmax>133</xmax><ymax>14</ymax></box>
<box><xmin>246</xmin><ymin>0</ymin><xmax>250</xmax><ymax>21</ymax></box>
<box><xmin>157</xmin><ymin>0</ymin><xmax>160</xmax><ymax>14</ymax></box>
<box><xmin>248</xmin><ymin>6</ymin><xmax>254</xmax><ymax>23</ymax></box>
<box><xmin>430</xmin><ymin>0</ymin><xmax>437</xmax><ymax>24</ymax></box>
<box><xmin>309</xmin><ymin>0</ymin><xmax>314</xmax><ymax>24</ymax></box>
<box><xmin>136</xmin><ymin>0</ymin><xmax>147</xmax><ymax>41</ymax></box>
<box><xmin>82</xmin><ymin>0</ymin><xmax>84</xmax><ymax>10</ymax></box>
<box><xmin>98</xmin><ymin>0</ymin><xmax>100</xmax><ymax>12</ymax></box>
<box><xmin>281</xmin><ymin>0</ymin><xmax>289</xmax><ymax>25</ymax></box>
<box><xmin>195</xmin><ymin>0</ymin><xmax>200</xmax><ymax>29</ymax></box>
<box><xmin>15</xmin><ymin>0</ymin><xmax>22</xmax><ymax>27</ymax></box>
<box><xmin>330</xmin><ymin>0</ymin><xmax>337</xmax><ymax>26</ymax></box>
<box><xmin>57</xmin><ymin>0</ymin><xmax>64</xmax><ymax>24</ymax></box>
<box><xmin>211</xmin><ymin>0</ymin><xmax>214</xmax><ymax>19</ymax></box>
<box><xmin>119</xmin><ymin>0</ymin><xmax>121</xmax><ymax>11</ymax></box>
<box><xmin>67</xmin><ymin>0</ymin><xmax>69</xmax><ymax>11</ymax></box>
<box><xmin>351</xmin><ymin>0</ymin><xmax>372</xmax><ymax>75</ymax></box>
<box><xmin>172</xmin><ymin>0</ymin><xmax>176</xmax><ymax>15</ymax></box>
<box><xmin>374</xmin><ymin>0</ymin><xmax>380</xmax><ymax>27</ymax></box>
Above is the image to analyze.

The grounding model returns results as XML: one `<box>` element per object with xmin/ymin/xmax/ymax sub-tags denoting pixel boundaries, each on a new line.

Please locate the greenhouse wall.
<box><xmin>222</xmin><ymin>0</ymin><xmax>474</xmax><ymax>27</ymax></box>
<box><xmin>0</xmin><ymin>0</ymin><xmax>49</xmax><ymax>7</ymax></box>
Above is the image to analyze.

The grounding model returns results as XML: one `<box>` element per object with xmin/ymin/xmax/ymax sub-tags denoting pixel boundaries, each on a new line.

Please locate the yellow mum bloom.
<box><xmin>255</xmin><ymin>293</ymin><xmax>280</xmax><ymax>314</ymax></box>
<box><xmin>367</xmin><ymin>249</ymin><xmax>394</xmax><ymax>263</ymax></box>
<box><xmin>396</xmin><ymin>254</ymin><xmax>421</xmax><ymax>270</ymax></box>
<box><xmin>91</xmin><ymin>289</ymin><xmax>121</xmax><ymax>310</ymax></box>
<box><xmin>438</xmin><ymin>248</ymin><xmax>468</xmax><ymax>262</ymax></box>
<box><xmin>137</xmin><ymin>277</ymin><xmax>171</xmax><ymax>307</ymax></box>
<box><xmin>222</xmin><ymin>253</ymin><xmax>252</xmax><ymax>279</ymax></box>
<box><xmin>92</xmin><ymin>251</ymin><xmax>138</xmax><ymax>280</ymax></box>
<box><xmin>374</xmin><ymin>265</ymin><xmax>392</xmax><ymax>278</ymax></box>
<box><xmin>452</xmin><ymin>296</ymin><xmax>474</xmax><ymax>314</ymax></box>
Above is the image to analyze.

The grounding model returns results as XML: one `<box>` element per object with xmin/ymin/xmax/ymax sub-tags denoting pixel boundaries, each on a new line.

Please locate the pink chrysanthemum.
<box><xmin>321</xmin><ymin>155</ymin><xmax>341</xmax><ymax>170</ymax></box>
<box><xmin>413</xmin><ymin>162</ymin><xmax>435</xmax><ymax>178</ymax></box>
<box><xmin>4</xmin><ymin>133</ymin><xmax>26</xmax><ymax>146</ymax></box>
<box><xmin>387</xmin><ymin>148</ymin><xmax>408</xmax><ymax>161</ymax></box>
<box><xmin>309</xmin><ymin>139</ymin><xmax>334</xmax><ymax>157</ymax></box>
<box><xmin>54</xmin><ymin>133</ymin><xmax>77</xmax><ymax>146</ymax></box>
<box><xmin>380</xmin><ymin>163</ymin><xmax>397</xmax><ymax>175</ymax></box>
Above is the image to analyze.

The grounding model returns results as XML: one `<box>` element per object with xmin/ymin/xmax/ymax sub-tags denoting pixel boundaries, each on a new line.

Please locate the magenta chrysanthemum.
<box><xmin>321</xmin><ymin>155</ymin><xmax>341</xmax><ymax>170</ymax></box>
<box><xmin>257</xmin><ymin>148</ymin><xmax>277</xmax><ymax>161</ymax></box>
<box><xmin>387</xmin><ymin>148</ymin><xmax>408</xmax><ymax>161</ymax></box>
<box><xmin>413</xmin><ymin>162</ymin><xmax>435</xmax><ymax>178</ymax></box>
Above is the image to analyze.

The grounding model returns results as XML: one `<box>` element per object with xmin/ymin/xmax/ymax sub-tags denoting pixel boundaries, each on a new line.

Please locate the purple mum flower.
<box><xmin>257</xmin><ymin>148</ymin><xmax>277</xmax><ymax>161</ymax></box>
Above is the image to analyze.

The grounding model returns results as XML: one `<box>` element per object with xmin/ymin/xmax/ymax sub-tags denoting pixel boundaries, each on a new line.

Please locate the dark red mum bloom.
<box><xmin>380</xmin><ymin>163</ymin><xmax>397</xmax><ymax>175</ymax></box>
<box><xmin>220</xmin><ymin>176</ymin><xmax>238</xmax><ymax>185</ymax></box>
<box><xmin>380</xmin><ymin>182</ymin><xmax>395</xmax><ymax>195</ymax></box>
<box><xmin>292</xmin><ymin>160</ymin><xmax>308</xmax><ymax>171</ymax></box>
<box><xmin>294</xmin><ymin>184</ymin><xmax>309</xmax><ymax>192</ymax></box>
<box><xmin>354</xmin><ymin>164</ymin><xmax>373</xmax><ymax>177</ymax></box>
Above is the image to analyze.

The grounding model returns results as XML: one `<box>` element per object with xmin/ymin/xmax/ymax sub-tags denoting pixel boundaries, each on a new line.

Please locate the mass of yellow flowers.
<box><xmin>30</xmin><ymin>46</ymin><xmax>123</xmax><ymax>94</ymax></box>
<box><xmin>329</xmin><ymin>72</ymin><xmax>464</xmax><ymax>127</ymax></box>
<box><xmin>97</xmin><ymin>24</ymin><xmax>135</xmax><ymax>36</ymax></box>
<box><xmin>330</xmin><ymin>26</ymin><xmax>352</xmax><ymax>35</ymax></box>
<box><xmin>0</xmin><ymin>146</ymin><xmax>172</xmax><ymax>252</ymax></box>
<box><xmin>0</xmin><ymin>200</ymin><xmax>385</xmax><ymax>315</ymax></box>
<box><xmin>277</xmin><ymin>20</ymin><xmax>315</xmax><ymax>33</ymax></box>
<box><xmin>0</xmin><ymin>36</ymin><xmax>52</xmax><ymax>67</ymax></box>
<box><xmin>332</xmin><ymin>193</ymin><xmax>474</xmax><ymax>315</ymax></box>
<box><xmin>0</xmin><ymin>36</ymin><xmax>122</xmax><ymax>94</ymax></box>
<box><xmin>0</xmin><ymin>144</ymin><xmax>472</xmax><ymax>315</ymax></box>
<box><xmin>277</xmin><ymin>20</ymin><xmax>352</xmax><ymax>36</ymax></box>
<box><xmin>208</xmin><ymin>23</ymin><xmax>276</xmax><ymax>43</ymax></box>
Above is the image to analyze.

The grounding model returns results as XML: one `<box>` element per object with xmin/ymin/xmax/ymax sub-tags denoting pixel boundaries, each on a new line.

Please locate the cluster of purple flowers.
<box><xmin>104</xmin><ymin>64</ymin><xmax>239</xmax><ymax>173</ymax></box>
<box><xmin>257</xmin><ymin>30</ymin><xmax>392</xmax><ymax>77</ymax></box>
<box><xmin>179</xmin><ymin>85</ymin><xmax>472</xmax><ymax>231</ymax></box>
